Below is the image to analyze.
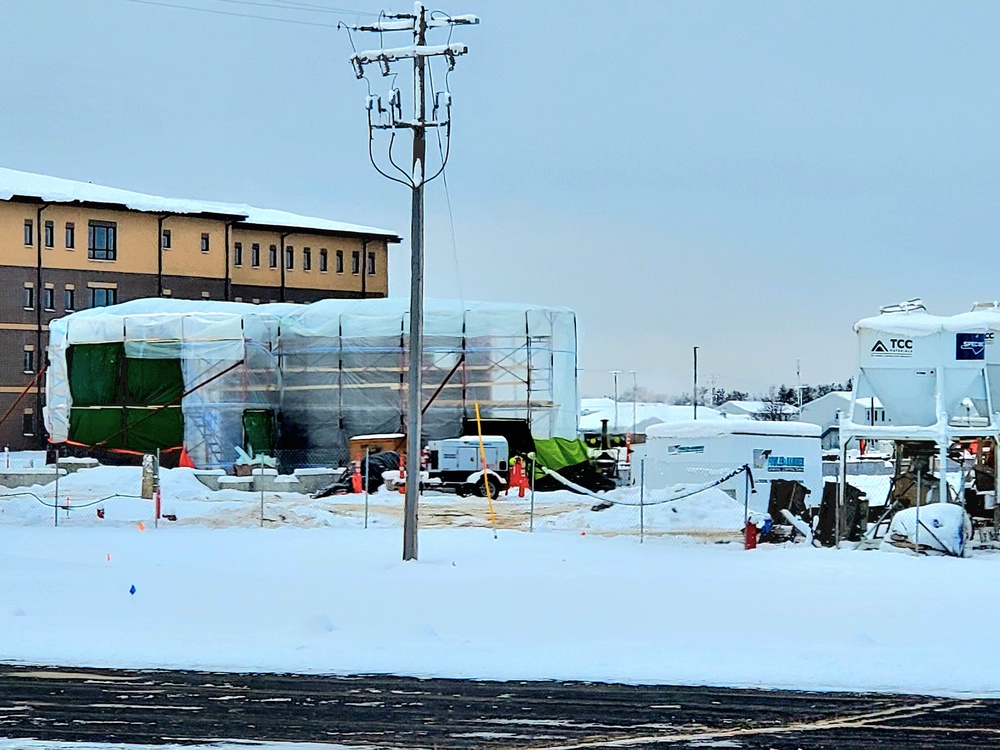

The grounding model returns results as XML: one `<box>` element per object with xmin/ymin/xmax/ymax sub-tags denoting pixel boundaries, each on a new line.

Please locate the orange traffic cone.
<box><xmin>178</xmin><ymin>447</ymin><xmax>195</xmax><ymax>468</ymax></box>
<box><xmin>351</xmin><ymin>461</ymin><xmax>363</xmax><ymax>494</ymax></box>
<box><xmin>398</xmin><ymin>453</ymin><xmax>406</xmax><ymax>494</ymax></box>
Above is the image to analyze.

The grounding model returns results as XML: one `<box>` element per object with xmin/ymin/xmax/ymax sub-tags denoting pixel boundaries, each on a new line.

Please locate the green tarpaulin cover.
<box><xmin>67</xmin><ymin>344</ymin><xmax>185</xmax><ymax>451</ymax></box>
<box><xmin>126</xmin><ymin>358</ymin><xmax>184</xmax><ymax>405</ymax></box>
<box><xmin>67</xmin><ymin>343</ymin><xmax>123</xmax><ymax>406</ymax></box>
<box><xmin>532</xmin><ymin>436</ymin><xmax>590</xmax><ymax>473</ymax></box>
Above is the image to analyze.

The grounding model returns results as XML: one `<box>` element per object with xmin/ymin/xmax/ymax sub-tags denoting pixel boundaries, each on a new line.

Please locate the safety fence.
<box><xmin>0</xmin><ymin>453</ymin><xmax>803</xmax><ymax>543</ymax></box>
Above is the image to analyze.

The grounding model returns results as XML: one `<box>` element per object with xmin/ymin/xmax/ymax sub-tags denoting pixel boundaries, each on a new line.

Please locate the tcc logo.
<box><xmin>871</xmin><ymin>338</ymin><xmax>913</xmax><ymax>354</ymax></box>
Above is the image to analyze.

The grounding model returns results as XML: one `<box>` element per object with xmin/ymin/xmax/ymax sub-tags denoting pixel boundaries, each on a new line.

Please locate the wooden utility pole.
<box><xmin>343</xmin><ymin>4</ymin><xmax>478</xmax><ymax>561</ymax></box>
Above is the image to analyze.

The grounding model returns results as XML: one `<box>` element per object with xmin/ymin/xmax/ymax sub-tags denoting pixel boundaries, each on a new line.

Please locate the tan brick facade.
<box><xmin>0</xmin><ymin>189</ymin><xmax>399</xmax><ymax>449</ymax></box>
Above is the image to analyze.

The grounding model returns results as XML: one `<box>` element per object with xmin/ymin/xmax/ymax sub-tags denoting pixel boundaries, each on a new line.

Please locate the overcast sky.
<box><xmin>2</xmin><ymin>0</ymin><xmax>999</xmax><ymax>400</ymax></box>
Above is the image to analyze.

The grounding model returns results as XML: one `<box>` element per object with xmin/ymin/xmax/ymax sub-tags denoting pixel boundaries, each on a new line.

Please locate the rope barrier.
<box><xmin>541</xmin><ymin>463</ymin><xmax>755</xmax><ymax>508</ymax></box>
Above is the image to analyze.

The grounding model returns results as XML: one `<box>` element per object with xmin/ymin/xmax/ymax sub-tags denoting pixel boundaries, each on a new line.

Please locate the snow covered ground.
<box><xmin>2</xmin><ymin>464</ymin><xmax>1000</xmax><ymax>698</ymax></box>
<box><xmin>1</xmin><ymin>462</ymin><xmax>1000</xmax><ymax>698</ymax></box>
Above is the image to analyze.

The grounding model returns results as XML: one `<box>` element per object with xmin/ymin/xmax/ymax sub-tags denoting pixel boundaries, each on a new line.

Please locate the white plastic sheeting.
<box><xmin>45</xmin><ymin>298</ymin><xmax>578</xmax><ymax>468</ymax></box>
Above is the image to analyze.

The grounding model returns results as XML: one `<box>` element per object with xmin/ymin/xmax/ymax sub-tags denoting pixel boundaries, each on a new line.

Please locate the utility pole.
<box><xmin>693</xmin><ymin>347</ymin><xmax>699</xmax><ymax>420</ymax></box>
<box><xmin>343</xmin><ymin>5</ymin><xmax>478</xmax><ymax>562</ymax></box>
<box><xmin>796</xmin><ymin>359</ymin><xmax>802</xmax><ymax>411</ymax></box>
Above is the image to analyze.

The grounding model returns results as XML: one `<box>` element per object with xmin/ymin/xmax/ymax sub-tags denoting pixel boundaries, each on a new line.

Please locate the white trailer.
<box><xmin>635</xmin><ymin>420</ymin><xmax>823</xmax><ymax>513</ymax></box>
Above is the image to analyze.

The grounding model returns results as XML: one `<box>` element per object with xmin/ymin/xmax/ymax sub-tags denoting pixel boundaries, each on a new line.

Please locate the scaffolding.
<box><xmin>45</xmin><ymin>298</ymin><xmax>579</xmax><ymax>469</ymax></box>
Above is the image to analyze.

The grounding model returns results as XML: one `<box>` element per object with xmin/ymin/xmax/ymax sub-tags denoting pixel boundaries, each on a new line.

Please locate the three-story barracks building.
<box><xmin>0</xmin><ymin>167</ymin><xmax>401</xmax><ymax>449</ymax></box>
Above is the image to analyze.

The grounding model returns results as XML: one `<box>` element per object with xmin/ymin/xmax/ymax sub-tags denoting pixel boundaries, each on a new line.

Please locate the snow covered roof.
<box><xmin>718</xmin><ymin>400</ymin><xmax>799</xmax><ymax>416</ymax></box>
<box><xmin>0</xmin><ymin>166</ymin><xmax>401</xmax><ymax>241</ymax></box>
<box><xmin>646</xmin><ymin>420</ymin><xmax>821</xmax><ymax>440</ymax></box>
<box><xmin>578</xmin><ymin>398</ymin><xmax>724</xmax><ymax>434</ymax></box>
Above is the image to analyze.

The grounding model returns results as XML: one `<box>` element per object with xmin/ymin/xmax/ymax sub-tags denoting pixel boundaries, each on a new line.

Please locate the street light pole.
<box><xmin>693</xmin><ymin>347</ymin><xmax>699</xmax><ymax>420</ymax></box>
<box><xmin>630</xmin><ymin>370</ymin><xmax>637</xmax><ymax>436</ymax></box>
<box><xmin>610</xmin><ymin>370</ymin><xmax>622</xmax><ymax>432</ymax></box>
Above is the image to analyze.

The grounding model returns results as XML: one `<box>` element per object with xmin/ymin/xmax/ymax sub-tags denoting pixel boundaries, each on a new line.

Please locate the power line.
<box><xmin>273</xmin><ymin>0</ymin><xmax>377</xmax><ymax>13</ymax></box>
<box><xmin>123</xmin><ymin>0</ymin><xmax>374</xmax><ymax>27</ymax></box>
<box><xmin>216</xmin><ymin>0</ymin><xmax>377</xmax><ymax>15</ymax></box>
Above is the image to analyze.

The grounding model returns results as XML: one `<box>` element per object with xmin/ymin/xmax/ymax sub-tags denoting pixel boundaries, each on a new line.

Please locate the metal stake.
<box><xmin>529</xmin><ymin>455</ymin><xmax>536</xmax><ymax>532</ymax></box>
<box><xmin>53</xmin><ymin>454</ymin><xmax>59</xmax><ymax>527</ymax></box>
<box><xmin>639</xmin><ymin>457</ymin><xmax>645</xmax><ymax>543</ymax></box>
<box><xmin>364</xmin><ymin>446</ymin><xmax>370</xmax><ymax>530</ymax></box>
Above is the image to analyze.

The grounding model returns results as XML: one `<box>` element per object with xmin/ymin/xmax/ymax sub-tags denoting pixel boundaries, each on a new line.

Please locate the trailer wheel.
<box><xmin>474</xmin><ymin>477</ymin><xmax>496</xmax><ymax>498</ymax></box>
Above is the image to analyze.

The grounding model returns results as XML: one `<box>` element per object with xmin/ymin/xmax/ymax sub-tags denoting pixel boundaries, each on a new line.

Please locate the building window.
<box><xmin>43</xmin><ymin>287</ymin><xmax>54</xmax><ymax>311</ymax></box>
<box><xmin>234</xmin><ymin>296</ymin><xmax>243</xmax><ymax>303</ymax></box>
<box><xmin>88</xmin><ymin>221</ymin><xmax>117</xmax><ymax>260</ymax></box>
<box><xmin>251</xmin><ymin>243</ymin><xmax>260</xmax><ymax>267</ymax></box>
<box><xmin>319</xmin><ymin>248</ymin><xmax>328</xmax><ymax>272</ymax></box>
<box><xmin>89</xmin><ymin>287</ymin><xmax>117</xmax><ymax>307</ymax></box>
<box><xmin>201</xmin><ymin>291</ymin><xmax>210</xmax><ymax>299</ymax></box>
<box><xmin>161</xmin><ymin>229</ymin><xmax>171</xmax><ymax>249</ymax></box>
<box><xmin>285</xmin><ymin>246</ymin><xmax>294</xmax><ymax>270</ymax></box>
<box><xmin>201</xmin><ymin>233</ymin><xmax>210</xmax><ymax>252</ymax></box>
<box><xmin>367</xmin><ymin>251</ymin><xmax>376</xmax><ymax>275</ymax></box>
<box><xmin>269</xmin><ymin>245</ymin><xmax>277</xmax><ymax>269</ymax></box>
<box><xmin>351</xmin><ymin>250</ymin><xmax>361</xmax><ymax>274</ymax></box>
<box><xmin>303</xmin><ymin>247</ymin><xmax>311</xmax><ymax>271</ymax></box>
<box><xmin>234</xmin><ymin>242</ymin><xmax>243</xmax><ymax>266</ymax></box>
<box><xmin>22</xmin><ymin>410</ymin><xmax>34</xmax><ymax>437</ymax></box>
<box><xmin>24</xmin><ymin>220</ymin><xmax>33</xmax><ymax>246</ymax></box>
<box><xmin>22</xmin><ymin>348</ymin><xmax>34</xmax><ymax>374</ymax></box>
<box><xmin>65</xmin><ymin>222</ymin><xmax>75</xmax><ymax>248</ymax></box>
<box><xmin>44</xmin><ymin>221</ymin><xmax>54</xmax><ymax>248</ymax></box>
<box><xmin>23</xmin><ymin>285</ymin><xmax>34</xmax><ymax>310</ymax></box>
<box><xmin>336</xmin><ymin>250</ymin><xmax>344</xmax><ymax>274</ymax></box>
<box><xmin>64</xmin><ymin>287</ymin><xmax>75</xmax><ymax>311</ymax></box>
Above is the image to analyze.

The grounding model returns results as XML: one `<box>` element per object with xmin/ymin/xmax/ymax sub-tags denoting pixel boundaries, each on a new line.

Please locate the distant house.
<box><xmin>717</xmin><ymin>400</ymin><xmax>800</xmax><ymax>421</ymax></box>
<box><xmin>578</xmin><ymin>397</ymin><xmax>724</xmax><ymax>436</ymax></box>
<box><xmin>799</xmin><ymin>391</ymin><xmax>888</xmax><ymax>449</ymax></box>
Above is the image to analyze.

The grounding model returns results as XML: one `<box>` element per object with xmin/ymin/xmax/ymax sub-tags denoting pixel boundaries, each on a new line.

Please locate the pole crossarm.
<box><xmin>343</xmin><ymin>15</ymin><xmax>478</xmax><ymax>33</ymax></box>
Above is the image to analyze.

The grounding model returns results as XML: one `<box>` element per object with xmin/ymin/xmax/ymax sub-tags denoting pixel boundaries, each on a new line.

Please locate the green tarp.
<box><xmin>126</xmin><ymin>407</ymin><xmax>184</xmax><ymax>452</ymax></box>
<box><xmin>126</xmin><ymin>357</ymin><xmax>184</xmax><ymax>404</ymax></box>
<box><xmin>67</xmin><ymin>344</ymin><xmax>185</xmax><ymax>451</ymax></box>
<box><xmin>532</xmin><ymin>436</ymin><xmax>590</xmax><ymax>474</ymax></box>
<box><xmin>243</xmin><ymin>409</ymin><xmax>276</xmax><ymax>456</ymax></box>
<box><xmin>67</xmin><ymin>343</ymin><xmax>123</xmax><ymax>406</ymax></box>
<box><xmin>69</xmin><ymin>407</ymin><xmax>125</xmax><ymax>449</ymax></box>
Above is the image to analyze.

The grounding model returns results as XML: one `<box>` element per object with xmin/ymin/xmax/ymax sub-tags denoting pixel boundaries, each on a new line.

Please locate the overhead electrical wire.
<box><xmin>427</xmin><ymin>57</ymin><xmax>464</xmax><ymax>304</ymax></box>
<box><xmin>123</xmin><ymin>0</ymin><xmax>376</xmax><ymax>28</ymax></box>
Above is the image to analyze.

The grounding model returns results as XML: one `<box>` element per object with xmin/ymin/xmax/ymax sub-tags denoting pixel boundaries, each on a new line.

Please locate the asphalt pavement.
<box><xmin>0</xmin><ymin>665</ymin><xmax>998</xmax><ymax>748</ymax></box>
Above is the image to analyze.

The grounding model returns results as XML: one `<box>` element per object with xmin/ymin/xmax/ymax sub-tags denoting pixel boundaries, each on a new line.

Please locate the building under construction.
<box><xmin>43</xmin><ymin>297</ymin><xmax>579</xmax><ymax>469</ymax></box>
